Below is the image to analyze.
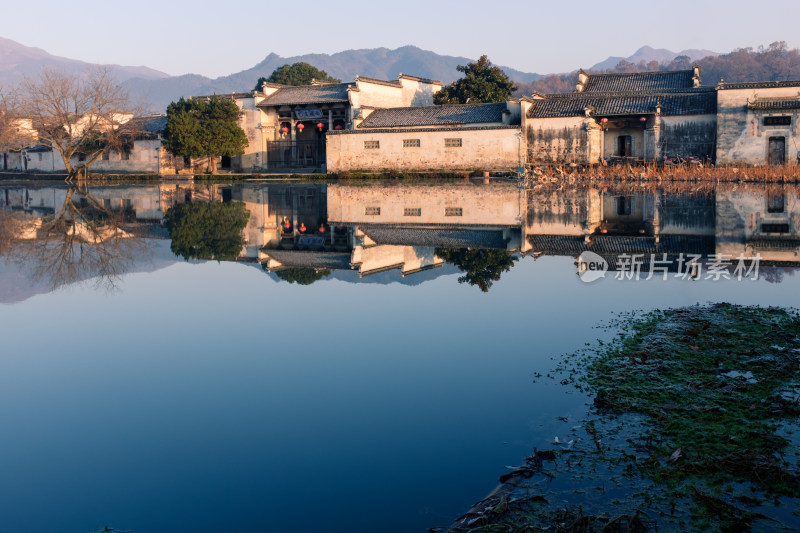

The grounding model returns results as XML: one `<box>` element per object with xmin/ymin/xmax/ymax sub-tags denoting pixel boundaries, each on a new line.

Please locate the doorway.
<box><xmin>768</xmin><ymin>137</ymin><xmax>786</xmax><ymax>165</ymax></box>
<box><xmin>617</xmin><ymin>135</ymin><xmax>632</xmax><ymax>157</ymax></box>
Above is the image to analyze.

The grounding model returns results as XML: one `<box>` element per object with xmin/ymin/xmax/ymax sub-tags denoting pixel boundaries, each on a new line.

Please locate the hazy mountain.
<box><xmin>0</xmin><ymin>36</ymin><xmax>169</xmax><ymax>87</ymax></box>
<box><xmin>120</xmin><ymin>45</ymin><xmax>544</xmax><ymax>112</ymax></box>
<box><xmin>590</xmin><ymin>45</ymin><xmax>719</xmax><ymax>71</ymax></box>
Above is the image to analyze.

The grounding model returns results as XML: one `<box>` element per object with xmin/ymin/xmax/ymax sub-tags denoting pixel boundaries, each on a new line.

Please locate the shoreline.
<box><xmin>444</xmin><ymin>304</ymin><xmax>800</xmax><ymax>532</ymax></box>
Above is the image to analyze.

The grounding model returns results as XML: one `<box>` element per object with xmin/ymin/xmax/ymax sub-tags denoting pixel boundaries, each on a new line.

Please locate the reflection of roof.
<box><xmin>582</xmin><ymin>70</ymin><xmax>695</xmax><ymax>92</ymax></box>
<box><xmin>527</xmin><ymin>234</ymin><xmax>715</xmax><ymax>256</ymax></box>
<box><xmin>527</xmin><ymin>90</ymin><xmax>716</xmax><ymax>118</ymax></box>
<box><xmin>257</xmin><ymin>83</ymin><xmax>353</xmax><ymax>106</ymax></box>
<box><xmin>748</xmin><ymin>98</ymin><xmax>800</xmax><ymax>111</ymax></box>
<box><xmin>362</xmin><ymin>227</ymin><xmax>509</xmax><ymax>249</ymax></box>
<box><xmin>359</xmin><ymin>103</ymin><xmax>509</xmax><ymax>128</ymax></box>
<box><xmin>261</xmin><ymin>249</ymin><xmax>352</xmax><ymax>269</ymax></box>
<box><xmin>747</xmin><ymin>238</ymin><xmax>800</xmax><ymax>250</ymax></box>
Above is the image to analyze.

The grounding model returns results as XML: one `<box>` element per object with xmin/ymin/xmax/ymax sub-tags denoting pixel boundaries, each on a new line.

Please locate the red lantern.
<box><xmin>334</xmin><ymin>125</ymin><xmax>343</xmax><ymax>131</ymax></box>
<box><xmin>297</xmin><ymin>123</ymin><xmax>305</xmax><ymax>132</ymax></box>
<box><xmin>600</xmin><ymin>118</ymin><xmax>608</xmax><ymax>124</ymax></box>
<box><xmin>281</xmin><ymin>127</ymin><xmax>289</xmax><ymax>135</ymax></box>
<box><xmin>319</xmin><ymin>224</ymin><xmax>326</xmax><ymax>233</ymax></box>
<box><xmin>299</xmin><ymin>222</ymin><xmax>306</xmax><ymax>233</ymax></box>
<box><xmin>317</xmin><ymin>122</ymin><xmax>325</xmax><ymax>131</ymax></box>
<box><xmin>638</xmin><ymin>228</ymin><xmax>646</xmax><ymax>234</ymax></box>
<box><xmin>600</xmin><ymin>227</ymin><xmax>608</xmax><ymax>234</ymax></box>
<box><xmin>640</xmin><ymin>116</ymin><xmax>647</xmax><ymax>122</ymax></box>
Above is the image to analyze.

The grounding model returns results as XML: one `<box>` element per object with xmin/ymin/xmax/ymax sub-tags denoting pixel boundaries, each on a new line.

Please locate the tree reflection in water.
<box><xmin>1</xmin><ymin>184</ymin><xmax>148</xmax><ymax>291</ymax></box>
<box><xmin>435</xmin><ymin>248</ymin><xmax>518</xmax><ymax>292</ymax></box>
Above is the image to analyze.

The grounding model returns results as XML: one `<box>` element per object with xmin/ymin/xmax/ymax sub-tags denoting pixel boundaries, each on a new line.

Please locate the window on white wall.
<box><xmin>403</xmin><ymin>139</ymin><xmax>420</xmax><ymax>148</ymax></box>
<box><xmin>364</xmin><ymin>140</ymin><xmax>380</xmax><ymax>149</ymax></box>
<box><xmin>444</xmin><ymin>138</ymin><xmax>462</xmax><ymax>148</ymax></box>
<box><xmin>404</xmin><ymin>208</ymin><xmax>421</xmax><ymax>216</ymax></box>
<box><xmin>365</xmin><ymin>207</ymin><xmax>381</xmax><ymax>215</ymax></box>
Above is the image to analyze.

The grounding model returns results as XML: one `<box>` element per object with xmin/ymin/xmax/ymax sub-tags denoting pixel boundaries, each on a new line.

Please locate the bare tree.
<box><xmin>3</xmin><ymin>183</ymin><xmax>148</xmax><ymax>291</ymax></box>
<box><xmin>17</xmin><ymin>67</ymin><xmax>138</xmax><ymax>181</ymax></box>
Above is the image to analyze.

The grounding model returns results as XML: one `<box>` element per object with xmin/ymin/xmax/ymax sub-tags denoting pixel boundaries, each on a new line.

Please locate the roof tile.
<box><xmin>358</xmin><ymin>103</ymin><xmax>508</xmax><ymax>128</ymax></box>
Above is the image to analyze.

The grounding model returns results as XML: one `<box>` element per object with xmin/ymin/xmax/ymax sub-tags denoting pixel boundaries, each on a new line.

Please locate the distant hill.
<box><xmin>120</xmin><ymin>46</ymin><xmax>544</xmax><ymax>111</ymax></box>
<box><xmin>515</xmin><ymin>42</ymin><xmax>800</xmax><ymax>96</ymax></box>
<box><xmin>589</xmin><ymin>45</ymin><xmax>719</xmax><ymax>71</ymax></box>
<box><xmin>0</xmin><ymin>36</ymin><xmax>169</xmax><ymax>87</ymax></box>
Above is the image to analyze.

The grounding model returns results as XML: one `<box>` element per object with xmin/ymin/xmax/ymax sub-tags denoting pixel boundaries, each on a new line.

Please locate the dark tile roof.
<box><xmin>582</xmin><ymin>70</ymin><xmax>695</xmax><ymax>92</ymax></box>
<box><xmin>362</xmin><ymin>227</ymin><xmax>509</xmax><ymax>249</ymax></box>
<box><xmin>262</xmin><ymin>250</ymin><xmax>353</xmax><ymax>270</ymax></box>
<box><xmin>358</xmin><ymin>103</ymin><xmax>508</xmax><ymax>128</ymax></box>
<box><xmin>527</xmin><ymin>90</ymin><xmax>717</xmax><ymax>118</ymax></box>
<box><xmin>257</xmin><ymin>83</ymin><xmax>354</xmax><ymax>107</ymax></box>
<box><xmin>748</xmin><ymin>98</ymin><xmax>800</xmax><ymax>111</ymax></box>
<box><xmin>718</xmin><ymin>80</ymin><xmax>800</xmax><ymax>90</ymax></box>
<box><xmin>126</xmin><ymin>115</ymin><xmax>167</xmax><ymax>134</ymax></box>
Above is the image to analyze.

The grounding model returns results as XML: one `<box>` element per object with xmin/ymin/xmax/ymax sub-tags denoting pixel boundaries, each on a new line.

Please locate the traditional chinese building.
<box><xmin>521</xmin><ymin>66</ymin><xmax>718</xmax><ymax>165</ymax></box>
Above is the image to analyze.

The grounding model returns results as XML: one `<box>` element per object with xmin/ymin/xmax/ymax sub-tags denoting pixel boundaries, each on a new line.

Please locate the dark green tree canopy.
<box><xmin>434</xmin><ymin>55</ymin><xmax>517</xmax><ymax>105</ymax></box>
<box><xmin>163</xmin><ymin>96</ymin><xmax>248</xmax><ymax>171</ymax></box>
<box><xmin>165</xmin><ymin>201</ymin><xmax>250</xmax><ymax>261</ymax></box>
<box><xmin>254</xmin><ymin>62</ymin><xmax>341</xmax><ymax>90</ymax></box>
<box><xmin>435</xmin><ymin>248</ymin><xmax>517</xmax><ymax>292</ymax></box>
<box><xmin>272</xmin><ymin>267</ymin><xmax>331</xmax><ymax>285</ymax></box>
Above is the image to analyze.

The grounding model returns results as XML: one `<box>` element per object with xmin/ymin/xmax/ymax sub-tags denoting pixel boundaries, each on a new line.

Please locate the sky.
<box><xmin>3</xmin><ymin>0</ymin><xmax>799</xmax><ymax>78</ymax></box>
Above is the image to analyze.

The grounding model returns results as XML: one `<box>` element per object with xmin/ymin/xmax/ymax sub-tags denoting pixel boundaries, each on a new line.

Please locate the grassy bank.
<box><xmin>448</xmin><ymin>304</ymin><xmax>800</xmax><ymax>532</ymax></box>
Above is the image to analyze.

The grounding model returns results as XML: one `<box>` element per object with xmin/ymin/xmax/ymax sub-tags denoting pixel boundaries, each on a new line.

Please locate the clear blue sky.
<box><xmin>5</xmin><ymin>0</ymin><xmax>799</xmax><ymax>78</ymax></box>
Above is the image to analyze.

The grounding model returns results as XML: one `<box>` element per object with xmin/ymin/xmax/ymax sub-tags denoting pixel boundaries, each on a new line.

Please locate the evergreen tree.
<box><xmin>254</xmin><ymin>62</ymin><xmax>340</xmax><ymax>90</ymax></box>
<box><xmin>434</xmin><ymin>56</ymin><xmax>517</xmax><ymax>105</ymax></box>
<box><xmin>163</xmin><ymin>96</ymin><xmax>248</xmax><ymax>173</ymax></box>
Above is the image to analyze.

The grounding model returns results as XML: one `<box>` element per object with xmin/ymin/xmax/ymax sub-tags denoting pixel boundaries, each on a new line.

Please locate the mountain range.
<box><xmin>0</xmin><ymin>37</ymin><xmax>721</xmax><ymax>112</ymax></box>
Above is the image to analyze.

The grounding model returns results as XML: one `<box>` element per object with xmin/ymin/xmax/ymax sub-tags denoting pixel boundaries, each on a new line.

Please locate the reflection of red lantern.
<box><xmin>281</xmin><ymin>127</ymin><xmax>289</xmax><ymax>135</ymax></box>
<box><xmin>600</xmin><ymin>227</ymin><xmax>608</xmax><ymax>234</ymax></box>
<box><xmin>317</xmin><ymin>122</ymin><xmax>324</xmax><ymax>131</ymax></box>
<box><xmin>319</xmin><ymin>224</ymin><xmax>326</xmax><ymax>233</ymax></box>
<box><xmin>299</xmin><ymin>223</ymin><xmax>306</xmax><ymax>233</ymax></box>
<box><xmin>297</xmin><ymin>123</ymin><xmax>305</xmax><ymax>132</ymax></box>
<box><xmin>334</xmin><ymin>125</ymin><xmax>343</xmax><ymax>131</ymax></box>
<box><xmin>283</xmin><ymin>219</ymin><xmax>291</xmax><ymax>229</ymax></box>
<box><xmin>640</xmin><ymin>116</ymin><xmax>647</xmax><ymax>122</ymax></box>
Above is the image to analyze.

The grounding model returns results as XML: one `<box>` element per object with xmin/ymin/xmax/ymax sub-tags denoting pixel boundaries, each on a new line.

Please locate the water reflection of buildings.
<box><xmin>4</xmin><ymin>182</ymin><xmax>800</xmax><ymax>284</ymax></box>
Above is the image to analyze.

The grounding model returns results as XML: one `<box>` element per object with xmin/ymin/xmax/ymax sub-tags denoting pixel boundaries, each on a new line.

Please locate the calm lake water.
<box><xmin>1</xmin><ymin>179</ymin><xmax>799</xmax><ymax>532</ymax></box>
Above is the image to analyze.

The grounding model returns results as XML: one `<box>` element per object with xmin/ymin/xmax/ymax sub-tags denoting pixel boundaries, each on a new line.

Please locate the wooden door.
<box><xmin>768</xmin><ymin>137</ymin><xmax>786</xmax><ymax>165</ymax></box>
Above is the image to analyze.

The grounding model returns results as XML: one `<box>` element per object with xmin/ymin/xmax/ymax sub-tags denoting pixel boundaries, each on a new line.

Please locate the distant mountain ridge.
<box><xmin>0</xmin><ymin>37</ymin><xmax>730</xmax><ymax>112</ymax></box>
<box><xmin>0</xmin><ymin>37</ymin><xmax>169</xmax><ymax>87</ymax></box>
<box><xmin>120</xmin><ymin>46</ymin><xmax>546</xmax><ymax>111</ymax></box>
<box><xmin>589</xmin><ymin>45</ymin><xmax>719</xmax><ymax>71</ymax></box>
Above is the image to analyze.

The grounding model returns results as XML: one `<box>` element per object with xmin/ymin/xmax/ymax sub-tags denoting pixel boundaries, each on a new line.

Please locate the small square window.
<box><xmin>404</xmin><ymin>208</ymin><xmax>421</xmax><ymax>216</ymax></box>
<box><xmin>122</xmin><ymin>150</ymin><xmax>131</xmax><ymax>161</ymax></box>
<box><xmin>445</xmin><ymin>207</ymin><xmax>462</xmax><ymax>217</ymax></box>
<box><xmin>444</xmin><ymin>138</ymin><xmax>462</xmax><ymax>148</ymax></box>
<box><xmin>403</xmin><ymin>139</ymin><xmax>420</xmax><ymax>148</ymax></box>
<box><xmin>365</xmin><ymin>206</ymin><xmax>381</xmax><ymax>215</ymax></box>
<box><xmin>364</xmin><ymin>140</ymin><xmax>380</xmax><ymax>149</ymax></box>
<box><xmin>101</xmin><ymin>151</ymin><xmax>109</xmax><ymax>161</ymax></box>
